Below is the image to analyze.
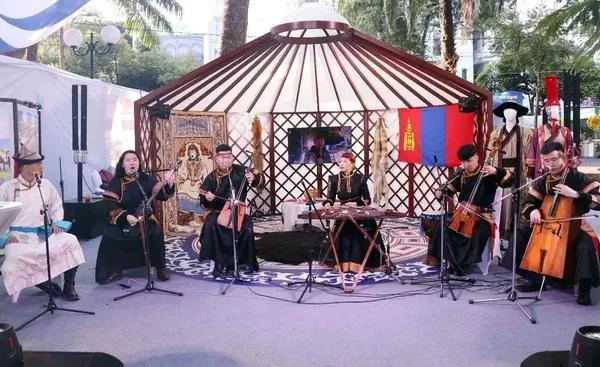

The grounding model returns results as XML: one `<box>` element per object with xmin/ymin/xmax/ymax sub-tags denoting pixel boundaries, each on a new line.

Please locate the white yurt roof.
<box><xmin>138</xmin><ymin>6</ymin><xmax>490</xmax><ymax>114</ymax></box>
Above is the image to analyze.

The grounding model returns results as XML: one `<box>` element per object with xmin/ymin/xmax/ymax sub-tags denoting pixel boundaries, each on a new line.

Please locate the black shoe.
<box><xmin>157</xmin><ymin>267</ymin><xmax>170</xmax><ymax>281</ymax></box>
<box><xmin>36</xmin><ymin>281</ymin><xmax>62</xmax><ymax>297</ymax></box>
<box><xmin>576</xmin><ymin>291</ymin><xmax>592</xmax><ymax>306</ymax></box>
<box><xmin>62</xmin><ymin>284</ymin><xmax>79</xmax><ymax>301</ymax></box>
<box><xmin>97</xmin><ymin>272</ymin><xmax>123</xmax><ymax>285</ymax></box>
<box><xmin>577</xmin><ymin>279</ymin><xmax>592</xmax><ymax>306</ymax></box>
<box><xmin>516</xmin><ymin>279</ymin><xmax>545</xmax><ymax>293</ymax></box>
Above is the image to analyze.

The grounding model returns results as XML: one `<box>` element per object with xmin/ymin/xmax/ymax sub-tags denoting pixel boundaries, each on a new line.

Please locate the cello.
<box><xmin>519</xmin><ymin>147</ymin><xmax>580</xmax><ymax>280</ymax></box>
<box><xmin>448</xmin><ymin>138</ymin><xmax>502</xmax><ymax>238</ymax></box>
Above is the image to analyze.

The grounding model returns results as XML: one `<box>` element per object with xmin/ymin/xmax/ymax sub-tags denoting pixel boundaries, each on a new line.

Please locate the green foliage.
<box><xmin>336</xmin><ymin>0</ymin><xmax>438</xmax><ymax>57</ymax></box>
<box><xmin>115</xmin><ymin>49</ymin><xmax>197</xmax><ymax>91</ymax></box>
<box><xmin>536</xmin><ymin>0</ymin><xmax>600</xmax><ymax>56</ymax></box>
<box><xmin>474</xmin><ymin>9</ymin><xmax>581</xmax><ymax>100</ymax></box>
<box><xmin>111</xmin><ymin>0</ymin><xmax>183</xmax><ymax>48</ymax></box>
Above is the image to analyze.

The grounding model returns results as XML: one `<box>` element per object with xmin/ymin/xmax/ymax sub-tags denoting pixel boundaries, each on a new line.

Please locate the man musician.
<box><xmin>198</xmin><ymin>144</ymin><xmax>265</xmax><ymax>277</ymax></box>
<box><xmin>427</xmin><ymin>144</ymin><xmax>514</xmax><ymax>275</ymax></box>
<box><xmin>515</xmin><ymin>141</ymin><xmax>600</xmax><ymax>306</ymax></box>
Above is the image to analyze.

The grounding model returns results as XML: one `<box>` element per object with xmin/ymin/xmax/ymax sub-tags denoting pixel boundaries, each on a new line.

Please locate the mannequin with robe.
<box><xmin>487</xmin><ymin>102</ymin><xmax>531</xmax><ymax>267</ymax></box>
<box><xmin>526</xmin><ymin>75</ymin><xmax>575</xmax><ymax>179</ymax></box>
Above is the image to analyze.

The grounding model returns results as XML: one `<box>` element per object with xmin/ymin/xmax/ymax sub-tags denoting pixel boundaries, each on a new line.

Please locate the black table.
<box><xmin>63</xmin><ymin>198</ymin><xmax>107</xmax><ymax>239</ymax></box>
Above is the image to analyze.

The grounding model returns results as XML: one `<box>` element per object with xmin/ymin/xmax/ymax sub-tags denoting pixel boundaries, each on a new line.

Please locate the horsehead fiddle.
<box><xmin>447</xmin><ymin>137</ymin><xmax>503</xmax><ymax>238</ymax></box>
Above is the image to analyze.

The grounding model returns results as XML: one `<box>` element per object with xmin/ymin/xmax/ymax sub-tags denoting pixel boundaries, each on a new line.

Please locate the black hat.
<box><xmin>12</xmin><ymin>149</ymin><xmax>44</xmax><ymax>165</ymax></box>
<box><xmin>493</xmin><ymin>102</ymin><xmax>529</xmax><ymax>118</ymax></box>
<box><xmin>215</xmin><ymin>144</ymin><xmax>232</xmax><ymax>153</ymax></box>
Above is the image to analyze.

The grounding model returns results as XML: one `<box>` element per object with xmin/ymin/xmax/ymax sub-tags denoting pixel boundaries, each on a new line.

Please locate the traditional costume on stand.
<box><xmin>489</xmin><ymin>102</ymin><xmax>531</xmax><ymax>264</ymax></box>
<box><xmin>95</xmin><ymin>171</ymin><xmax>174</xmax><ymax>284</ymax></box>
<box><xmin>428</xmin><ymin>164</ymin><xmax>514</xmax><ymax>274</ymax></box>
<box><xmin>526</xmin><ymin>75</ymin><xmax>575</xmax><ymax>179</ymax></box>
<box><xmin>0</xmin><ymin>151</ymin><xmax>84</xmax><ymax>302</ymax></box>
<box><xmin>323</xmin><ymin>168</ymin><xmax>384</xmax><ymax>272</ymax></box>
<box><xmin>198</xmin><ymin>161</ymin><xmax>264</xmax><ymax>274</ymax></box>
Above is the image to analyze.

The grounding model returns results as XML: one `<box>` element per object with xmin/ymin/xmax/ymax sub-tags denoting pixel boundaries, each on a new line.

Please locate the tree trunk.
<box><xmin>25</xmin><ymin>43</ymin><xmax>39</xmax><ymax>62</ymax></box>
<box><xmin>220</xmin><ymin>0</ymin><xmax>250</xmax><ymax>56</ymax></box>
<box><xmin>59</xmin><ymin>27</ymin><xmax>65</xmax><ymax>69</ymax></box>
<box><xmin>439</xmin><ymin>0</ymin><xmax>458</xmax><ymax>74</ymax></box>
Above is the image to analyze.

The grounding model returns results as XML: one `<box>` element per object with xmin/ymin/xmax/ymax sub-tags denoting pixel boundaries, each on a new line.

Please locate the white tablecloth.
<box><xmin>280</xmin><ymin>200</ymin><xmax>333</xmax><ymax>231</ymax></box>
<box><xmin>0</xmin><ymin>201</ymin><xmax>22</xmax><ymax>234</ymax></box>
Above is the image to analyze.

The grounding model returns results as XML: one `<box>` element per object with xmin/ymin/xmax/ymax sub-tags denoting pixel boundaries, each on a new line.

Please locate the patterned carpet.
<box><xmin>165</xmin><ymin>216</ymin><xmax>438</xmax><ymax>287</ymax></box>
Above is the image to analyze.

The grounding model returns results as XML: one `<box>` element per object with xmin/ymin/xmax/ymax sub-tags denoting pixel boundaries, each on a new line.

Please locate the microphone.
<box><xmin>132</xmin><ymin>171</ymin><xmax>139</xmax><ymax>179</ymax></box>
<box><xmin>33</xmin><ymin>172</ymin><xmax>42</xmax><ymax>185</ymax></box>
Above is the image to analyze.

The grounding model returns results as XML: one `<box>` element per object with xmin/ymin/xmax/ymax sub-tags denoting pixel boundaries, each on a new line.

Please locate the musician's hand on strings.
<box><xmin>204</xmin><ymin>191</ymin><xmax>215</xmax><ymax>202</ymax></box>
<box><xmin>245</xmin><ymin>171</ymin><xmax>255</xmax><ymax>183</ymax></box>
<box><xmin>553</xmin><ymin>184</ymin><xmax>579</xmax><ymax>198</ymax></box>
<box><xmin>481</xmin><ymin>165</ymin><xmax>497</xmax><ymax>177</ymax></box>
<box><xmin>126</xmin><ymin>214</ymin><xmax>139</xmax><ymax>226</ymax></box>
<box><xmin>530</xmin><ymin>209</ymin><xmax>542</xmax><ymax>225</ymax></box>
<box><xmin>164</xmin><ymin>171</ymin><xmax>176</xmax><ymax>186</ymax></box>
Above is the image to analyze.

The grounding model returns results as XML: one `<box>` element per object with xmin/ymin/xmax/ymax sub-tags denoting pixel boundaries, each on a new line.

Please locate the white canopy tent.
<box><xmin>0</xmin><ymin>55</ymin><xmax>143</xmax><ymax>200</ymax></box>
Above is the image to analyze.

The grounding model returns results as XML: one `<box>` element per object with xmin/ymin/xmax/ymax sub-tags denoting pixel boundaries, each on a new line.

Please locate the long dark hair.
<box><xmin>115</xmin><ymin>150</ymin><xmax>140</xmax><ymax>178</ymax></box>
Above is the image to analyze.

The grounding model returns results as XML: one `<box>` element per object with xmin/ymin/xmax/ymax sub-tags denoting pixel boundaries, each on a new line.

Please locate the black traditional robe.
<box><xmin>95</xmin><ymin>173</ymin><xmax>175</xmax><ymax>283</ymax></box>
<box><xmin>514</xmin><ymin>169</ymin><xmax>600</xmax><ymax>286</ymax></box>
<box><xmin>324</xmin><ymin>170</ymin><xmax>384</xmax><ymax>272</ymax></box>
<box><xmin>198</xmin><ymin>164</ymin><xmax>264</xmax><ymax>271</ymax></box>
<box><xmin>428</xmin><ymin>166</ymin><xmax>514</xmax><ymax>272</ymax></box>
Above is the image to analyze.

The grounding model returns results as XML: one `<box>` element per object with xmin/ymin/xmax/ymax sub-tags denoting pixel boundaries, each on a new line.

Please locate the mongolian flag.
<box><xmin>397</xmin><ymin>104</ymin><xmax>474</xmax><ymax>167</ymax></box>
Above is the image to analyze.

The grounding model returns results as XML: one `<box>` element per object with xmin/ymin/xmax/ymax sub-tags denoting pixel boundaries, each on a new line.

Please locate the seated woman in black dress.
<box><xmin>323</xmin><ymin>153</ymin><xmax>384</xmax><ymax>272</ymax></box>
<box><xmin>95</xmin><ymin>150</ymin><xmax>175</xmax><ymax>284</ymax></box>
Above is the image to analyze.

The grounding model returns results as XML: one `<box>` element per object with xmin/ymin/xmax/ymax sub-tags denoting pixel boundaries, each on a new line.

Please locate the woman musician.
<box><xmin>322</xmin><ymin>153</ymin><xmax>384</xmax><ymax>272</ymax></box>
<box><xmin>427</xmin><ymin>144</ymin><xmax>514</xmax><ymax>275</ymax></box>
<box><xmin>198</xmin><ymin>144</ymin><xmax>265</xmax><ymax>277</ymax></box>
<box><xmin>515</xmin><ymin>141</ymin><xmax>600</xmax><ymax>306</ymax></box>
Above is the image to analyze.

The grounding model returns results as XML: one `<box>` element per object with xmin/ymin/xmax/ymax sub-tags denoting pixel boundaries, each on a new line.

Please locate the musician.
<box><xmin>95</xmin><ymin>150</ymin><xmax>175</xmax><ymax>284</ymax></box>
<box><xmin>323</xmin><ymin>153</ymin><xmax>384</xmax><ymax>272</ymax></box>
<box><xmin>0</xmin><ymin>149</ymin><xmax>84</xmax><ymax>302</ymax></box>
<box><xmin>428</xmin><ymin>144</ymin><xmax>514</xmax><ymax>275</ymax></box>
<box><xmin>304</xmin><ymin>136</ymin><xmax>331</xmax><ymax>164</ymax></box>
<box><xmin>198</xmin><ymin>144</ymin><xmax>264</xmax><ymax>277</ymax></box>
<box><xmin>516</xmin><ymin>141</ymin><xmax>599</xmax><ymax>306</ymax></box>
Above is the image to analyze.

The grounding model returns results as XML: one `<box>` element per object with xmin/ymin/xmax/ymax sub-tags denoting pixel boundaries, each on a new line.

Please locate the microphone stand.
<box><xmin>468</xmin><ymin>170</ymin><xmax>550</xmax><ymax>324</ymax></box>
<box><xmin>59</xmin><ymin>157</ymin><xmax>64</xmax><ymax>203</ymax></box>
<box><xmin>409</xmin><ymin>166</ymin><xmax>474</xmax><ymax>301</ymax></box>
<box><xmin>221</xmin><ymin>173</ymin><xmax>241</xmax><ymax>295</ymax></box>
<box><xmin>114</xmin><ymin>174</ymin><xmax>183</xmax><ymax>301</ymax></box>
<box><xmin>16</xmin><ymin>176</ymin><xmax>94</xmax><ymax>331</ymax></box>
<box><xmin>286</xmin><ymin>179</ymin><xmax>338</xmax><ymax>303</ymax></box>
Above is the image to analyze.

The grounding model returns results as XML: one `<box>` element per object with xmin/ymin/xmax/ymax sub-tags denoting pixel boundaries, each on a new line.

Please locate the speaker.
<box><xmin>63</xmin><ymin>198</ymin><xmax>108</xmax><ymax>239</ymax></box>
<box><xmin>571</xmin><ymin>325</ymin><xmax>600</xmax><ymax>367</ymax></box>
<box><xmin>0</xmin><ymin>323</ymin><xmax>23</xmax><ymax>367</ymax></box>
<box><xmin>520</xmin><ymin>350</ymin><xmax>569</xmax><ymax>367</ymax></box>
<box><xmin>23</xmin><ymin>351</ymin><xmax>122</xmax><ymax>367</ymax></box>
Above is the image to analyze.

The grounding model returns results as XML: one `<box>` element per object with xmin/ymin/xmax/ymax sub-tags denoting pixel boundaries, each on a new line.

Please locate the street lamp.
<box><xmin>63</xmin><ymin>25</ymin><xmax>122</xmax><ymax>79</ymax></box>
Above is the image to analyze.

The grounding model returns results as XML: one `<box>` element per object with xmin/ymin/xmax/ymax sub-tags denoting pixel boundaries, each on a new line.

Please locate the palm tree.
<box><xmin>438</xmin><ymin>0</ymin><xmax>515</xmax><ymax>74</ymax></box>
<box><xmin>438</xmin><ymin>0</ymin><xmax>458</xmax><ymax>73</ymax></box>
<box><xmin>536</xmin><ymin>0</ymin><xmax>600</xmax><ymax>56</ymax></box>
<box><xmin>111</xmin><ymin>0</ymin><xmax>183</xmax><ymax>48</ymax></box>
<box><xmin>220</xmin><ymin>0</ymin><xmax>250</xmax><ymax>56</ymax></box>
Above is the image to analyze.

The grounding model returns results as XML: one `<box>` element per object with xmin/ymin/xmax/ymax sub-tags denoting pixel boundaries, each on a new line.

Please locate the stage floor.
<box><xmin>0</xmin><ymin>217</ymin><xmax>598</xmax><ymax>367</ymax></box>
